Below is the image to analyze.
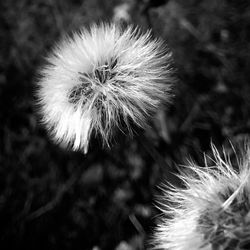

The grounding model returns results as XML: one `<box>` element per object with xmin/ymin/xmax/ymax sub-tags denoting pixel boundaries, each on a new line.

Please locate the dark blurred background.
<box><xmin>1</xmin><ymin>0</ymin><xmax>250</xmax><ymax>249</ymax></box>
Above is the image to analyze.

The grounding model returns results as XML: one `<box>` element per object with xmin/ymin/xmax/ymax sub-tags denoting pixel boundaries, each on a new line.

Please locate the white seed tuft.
<box><xmin>37</xmin><ymin>22</ymin><xmax>174</xmax><ymax>153</ymax></box>
<box><xmin>153</xmin><ymin>144</ymin><xmax>250</xmax><ymax>250</ymax></box>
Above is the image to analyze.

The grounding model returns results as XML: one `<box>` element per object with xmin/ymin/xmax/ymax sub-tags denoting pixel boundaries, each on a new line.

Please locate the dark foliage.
<box><xmin>1</xmin><ymin>0</ymin><xmax>250</xmax><ymax>249</ymax></box>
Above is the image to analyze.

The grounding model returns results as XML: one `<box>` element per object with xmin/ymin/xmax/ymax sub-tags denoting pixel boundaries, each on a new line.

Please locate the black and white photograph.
<box><xmin>1</xmin><ymin>0</ymin><xmax>250</xmax><ymax>249</ymax></box>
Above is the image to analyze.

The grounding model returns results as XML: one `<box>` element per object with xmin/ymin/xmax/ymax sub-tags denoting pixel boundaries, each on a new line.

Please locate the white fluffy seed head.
<box><xmin>153</xmin><ymin>144</ymin><xmax>250</xmax><ymax>250</ymax></box>
<box><xmin>36</xmin><ymin>22</ymin><xmax>174</xmax><ymax>153</ymax></box>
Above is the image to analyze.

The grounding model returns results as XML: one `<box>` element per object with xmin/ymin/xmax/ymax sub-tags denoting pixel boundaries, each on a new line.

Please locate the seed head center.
<box><xmin>68</xmin><ymin>58</ymin><xmax>117</xmax><ymax>106</ymax></box>
<box><xmin>94</xmin><ymin>59</ymin><xmax>117</xmax><ymax>85</ymax></box>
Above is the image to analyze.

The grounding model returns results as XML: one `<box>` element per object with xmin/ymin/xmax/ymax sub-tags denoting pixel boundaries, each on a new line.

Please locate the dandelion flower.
<box><xmin>37</xmin><ymin>23</ymin><xmax>173</xmax><ymax>153</ymax></box>
<box><xmin>153</xmin><ymin>144</ymin><xmax>250</xmax><ymax>250</ymax></box>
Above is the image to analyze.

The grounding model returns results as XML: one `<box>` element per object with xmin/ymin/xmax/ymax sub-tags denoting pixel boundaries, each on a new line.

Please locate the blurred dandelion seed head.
<box><xmin>37</xmin><ymin>23</ymin><xmax>174</xmax><ymax>153</ymax></box>
<box><xmin>153</xmin><ymin>144</ymin><xmax>250</xmax><ymax>250</ymax></box>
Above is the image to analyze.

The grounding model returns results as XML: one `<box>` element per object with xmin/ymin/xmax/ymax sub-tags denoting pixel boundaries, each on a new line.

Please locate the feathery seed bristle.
<box><xmin>37</xmin><ymin>22</ymin><xmax>174</xmax><ymax>153</ymax></box>
<box><xmin>153</xmin><ymin>144</ymin><xmax>250</xmax><ymax>250</ymax></box>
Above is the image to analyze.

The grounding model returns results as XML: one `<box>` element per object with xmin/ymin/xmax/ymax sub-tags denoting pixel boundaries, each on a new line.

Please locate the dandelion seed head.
<box><xmin>153</xmin><ymin>144</ymin><xmax>250</xmax><ymax>250</ymax></box>
<box><xmin>37</xmin><ymin>23</ymin><xmax>174</xmax><ymax>153</ymax></box>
